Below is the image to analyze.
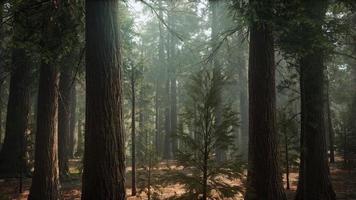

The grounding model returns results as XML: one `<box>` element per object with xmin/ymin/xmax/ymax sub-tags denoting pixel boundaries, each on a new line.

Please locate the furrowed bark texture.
<box><xmin>295</xmin><ymin>1</ymin><xmax>336</xmax><ymax>199</ymax></box>
<box><xmin>131</xmin><ymin>68</ymin><xmax>136</xmax><ymax>196</ymax></box>
<box><xmin>295</xmin><ymin>55</ymin><xmax>335</xmax><ymax>200</ymax></box>
<box><xmin>58</xmin><ymin>65</ymin><xmax>74</xmax><ymax>178</ymax></box>
<box><xmin>28</xmin><ymin>62</ymin><xmax>60</xmax><ymax>200</ymax></box>
<box><xmin>82</xmin><ymin>0</ymin><xmax>126</xmax><ymax>199</ymax></box>
<box><xmin>245</xmin><ymin>0</ymin><xmax>286</xmax><ymax>199</ymax></box>
<box><xmin>0</xmin><ymin>44</ymin><xmax>31</xmax><ymax>177</ymax></box>
<box><xmin>69</xmin><ymin>84</ymin><xmax>77</xmax><ymax>158</ymax></box>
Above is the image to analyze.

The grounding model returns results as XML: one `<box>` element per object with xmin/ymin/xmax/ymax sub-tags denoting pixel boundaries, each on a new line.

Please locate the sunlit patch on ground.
<box><xmin>0</xmin><ymin>159</ymin><xmax>355</xmax><ymax>200</ymax></box>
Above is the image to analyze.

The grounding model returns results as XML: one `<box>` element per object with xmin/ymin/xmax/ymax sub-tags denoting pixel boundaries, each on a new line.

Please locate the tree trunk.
<box><xmin>284</xmin><ymin>126</ymin><xmax>290</xmax><ymax>190</ymax></box>
<box><xmin>202</xmin><ymin>136</ymin><xmax>208</xmax><ymax>200</ymax></box>
<box><xmin>58</xmin><ymin>64</ymin><xmax>74</xmax><ymax>178</ymax></box>
<box><xmin>77</xmin><ymin>117</ymin><xmax>83</xmax><ymax>157</ymax></box>
<box><xmin>163</xmin><ymin>24</ymin><xmax>172</xmax><ymax>160</ymax></box>
<box><xmin>294</xmin><ymin>1</ymin><xmax>336</xmax><ymax>199</ymax></box>
<box><xmin>167</xmin><ymin>3</ymin><xmax>178</xmax><ymax>156</ymax></box>
<box><xmin>325</xmin><ymin>74</ymin><xmax>335</xmax><ymax>163</ymax></box>
<box><xmin>238</xmin><ymin>52</ymin><xmax>248</xmax><ymax>161</ymax></box>
<box><xmin>0</xmin><ymin>93</ymin><xmax>2</xmax><ymax>145</ymax></box>
<box><xmin>138</xmin><ymin>85</ymin><xmax>145</xmax><ymax>161</ymax></box>
<box><xmin>69</xmin><ymin>83</ymin><xmax>77</xmax><ymax>158</ymax></box>
<box><xmin>82</xmin><ymin>0</ymin><xmax>125</xmax><ymax>199</ymax></box>
<box><xmin>245</xmin><ymin>1</ymin><xmax>286</xmax><ymax>199</ymax></box>
<box><xmin>155</xmin><ymin>0</ymin><xmax>164</xmax><ymax>157</ymax></box>
<box><xmin>170</xmin><ymin>74</ymin><xmax>177</xmax><ymax>156</ymax></box>
<box><xmin>147</xmin><ymin>155</ymin><xmax>152</xmax><ymax>200</ymax></box>
<box><xmin>209</xmin><ymin>0</ymin><xmax>225</xmax><ymax>162</ymax></box>
<box><xmin>28</xmin><ymin>62</ymin><xmax>60</xmax><ymax>200</ymax></box>
<box><xmin>131</xmin><ymin>68</ymin><xmax>136</xmax><ymax>196</ymax></box>
<box><xmin>295</xmin><ymin>55</ymin><xmax>336</xmax><ymax>200</ymax></box>
<box><xmin>347</xmin><ymin>14</ymin><xmax>356</xmax><ymax>164</ymax></box>
<box><xmin>154</xmin><ymin>80</ymin><xmax>161</xmax><ymax>156</ymax></box>
<box><xmin>343</xmin><ymin>127</ymin><xmax>348</xmax><ymax>167</ymax></box>
<box><xmin>0</xmin><ymin>0</ymin><xmax>4</xmax><ymax>145</ymax></box>
<box><xmin>0</xmin><ymin>41</ymin><xmax>31</xmax><ymax>178</ymax></box>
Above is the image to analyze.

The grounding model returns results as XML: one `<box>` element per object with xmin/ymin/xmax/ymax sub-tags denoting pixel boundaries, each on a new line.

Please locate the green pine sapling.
<box><xmin>168</xmin><ymin>69</ymin><xmax>243</xmax><ymax>200</ymax></box>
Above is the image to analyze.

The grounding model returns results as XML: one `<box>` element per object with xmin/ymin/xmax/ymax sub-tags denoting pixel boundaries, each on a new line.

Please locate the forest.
<box><xmin>0</xmin><ymin>0</ymin><xmax>355</xmax><ymax>199</ymax></box>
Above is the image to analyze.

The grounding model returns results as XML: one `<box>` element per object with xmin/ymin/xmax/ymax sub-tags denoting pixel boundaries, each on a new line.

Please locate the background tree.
<box><xmin>0</xmin><ymin>2</ymin><xmax>33</xmax><ymax>177</ymax></box>
<box><xmin>58</xmin><ymin>60</ymin><xmax>75</xmax><ymax>179</ymax></box>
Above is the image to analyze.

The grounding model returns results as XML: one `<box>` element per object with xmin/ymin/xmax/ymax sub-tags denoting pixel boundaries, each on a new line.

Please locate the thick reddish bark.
<box><xmin>295</xmin><ymin>55</ymin><xmax>336</xmax><ymax>200</ymax></box>
<box><xmin>28</xmin><ymin>62</ymin><xmax>60</xmax><ymax>200</ymax></box>
<box><xmin>131</xmin><ymin>67</ymin><xmax>136</xmax><ymax>196</ymax></box>
<box><xmin>245</xmin><ymin>0</ymin><xmax>286</xmax><ymax>199</ymax></box>
<box><xmin>0</xmin><ymin>0</ymin><xmax>4</xmax><ymax>145</ymax></box>
<box><xmin>82</xmin><ymin>0</ymin><xmax>125</xmax><ymax>199</ymax></box>
<box><xmin>0</xmin><ymin>47</ymin><xmax>31</xmax><ymax>178</ymax></box>
<box><xmin>294</xmin><ymin>1</ymin><xmax>336</xmax><ymax>199</ymax></box>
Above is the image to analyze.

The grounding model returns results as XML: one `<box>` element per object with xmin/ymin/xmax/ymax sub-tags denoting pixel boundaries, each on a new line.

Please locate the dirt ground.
<box><xmin>0</xmin><ymin>158</ymin><xmax>355</xmax><ymax>200</ymax></box>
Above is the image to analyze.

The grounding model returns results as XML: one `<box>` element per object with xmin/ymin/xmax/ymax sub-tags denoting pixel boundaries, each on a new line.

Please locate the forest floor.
<box><xmin>0</xmin><ymin>157</ymin><xmax>355</xmax><ymax>200</ymax></box>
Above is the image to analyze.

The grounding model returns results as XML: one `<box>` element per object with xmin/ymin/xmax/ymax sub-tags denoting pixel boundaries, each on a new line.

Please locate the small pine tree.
<box><xmin>168</xmin><ymin>69</ymin><xmax>243</xmax><ymax>200</ymax></box>
<box><xmin>277</xmin><ymin>110</ymin><xmax>300</xmax><ymax>190</ymax></box>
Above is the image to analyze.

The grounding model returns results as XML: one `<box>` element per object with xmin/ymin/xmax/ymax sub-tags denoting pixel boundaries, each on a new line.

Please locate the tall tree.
<box><xmin>28</xmin><ymin>61</ymin><xmax>60</xmax><ymax>200</ymax></box>
<box><xmin>58</xmin><ymin>0</ymin><xmax>80</xmax><ymax>174</ymax></box>
<box><xmin>68</xmin><ymin>84</ymin><xmax>77</xmax><ymax>158</ymax></box>
<box><xmin>348</xmin><ymin>13</ymin><xmax>356</xmax><ymax>160</ymax></box>
<box><xmin>163</xmin><ymin>14</ymin><xmax>172</xmax><ymax>160</ymax></box>
<box><xmin>58</xmin><ymin>62</ymin><xmax>75</xmax><ymax>178</ymax></box>
<box><xmin>169</xmin><ymin>13</ymin><xmax>178</xmax><ymax>157</ymax></box>
<box><xmin>237</xmin><ymin>41</ymin><xmax>248</xmax><ymax>161</ymax></box>
<box><xmin>0</xmin><ymin>11</ymin><xmax>32</xmax><ymax>177</ymax></box>
<box><xmin>325</xmin><ymin>73</ymin><xmax>335</xmax><ymax>163</ymax></box>
<box><xmin>81</xmin><ymin>0</ymin><xmax>126</xmax><ymax>199</ymax></box>
<box><xmin>0</xmin><ymin>0</ymin><xmax>4</xmax><ymax>144</ymax></box>
<box><xmin>155</xmin><ymin>0</ymin><xmax>164</xmax><ymax>156</ymax></box>
<box><xmin>210</xmin><ymin>0</ymin><xmax>225</xmax><ymax>162</ymax></box>
<box><xmin>0</xmin><ymin>83</ymin><xmax>2</xmax><ymax>144</ymax></box>
<box><xmin>245</xmin><ymin>0</ymin><xmax>286</xmax><ymax>199</ymax></box>
<box><xmin>130</xmin><ymin>65</ymin><xmax>137</xmax><ymax>196</ymax></box>
<box><xmin>294</xmin><ymin>1</ymin><xmax>336</xmax><ymax>199</ymax></box>
<box><xmin>28</xmin><ymin>2</ymin><xmax>65</xmax><ymax>198</ymax></box>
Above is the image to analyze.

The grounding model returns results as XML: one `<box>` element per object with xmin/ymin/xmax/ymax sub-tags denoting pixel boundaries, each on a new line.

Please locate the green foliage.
<box><xmin>165</xmin><ymin>69</ymin><xmax>243</xmax><ymax>200</ymax></box>
<box><xmin>277</xmin><ymin>110</ymin><xmax>300</xmax><ymax>171</ymax></box>
<box><xmin>136</xmin><ymin>129</ymin><xmax>162</xmax><ymax>198</ymax></box>
<box><xmin>274</xmin><ymin>0</ymin><xmax>354</xmax><ymax>62</ymax></box>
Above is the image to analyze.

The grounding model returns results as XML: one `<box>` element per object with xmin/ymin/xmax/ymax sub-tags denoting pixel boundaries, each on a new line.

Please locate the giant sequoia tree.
<box><xmin>28</xmin><ymin>62</ymin><xmax>60</xmax><ymax>200</ymax></box>
<box><xmin>28</xmin><ymin>5</ymin><xmax>62</xmax><ymax>199</ymax></box>
<box><xmin>81</xmin><ymin>0</ymin><xmax>126</xmax><ymax>199</ymax></box>
<box><xmin>245</xmin><ymin>0</ymin><xmax>286</xmax><ymax>199</ymax></box>
<box><xmin>58</xmin><ymin>62</ymin><xmax>75</xmax><ymax>178</ymax></box>
<box><xmin>348</xmin><ymin>13</ymin><xmax>356</xmax><ymax>158</ymax></box>
<box><xmin>294</xmin><ymin>1</ymin><xmax>336</xmax><ymax>199</ymax></box>
<box><xmin>0</xmin><ymin>0</ymin><xmax>4</xmax><ymax>143</ymax></box>
<box><xmin>0</xmin><ymin>11</ymin><xmax>32</xmax><ymax>177</ymax></box>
